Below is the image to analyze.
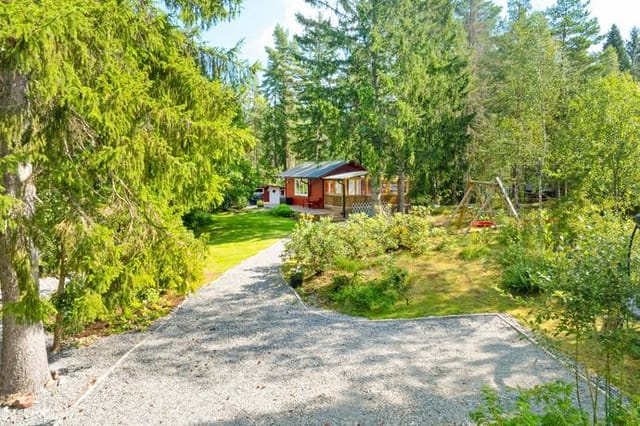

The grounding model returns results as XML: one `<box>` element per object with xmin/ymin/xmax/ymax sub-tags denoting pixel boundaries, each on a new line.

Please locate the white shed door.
<box><xmin>270</xmin><ymin>188</ymin><xmax>281</xmax><ymax>204</ymax></box>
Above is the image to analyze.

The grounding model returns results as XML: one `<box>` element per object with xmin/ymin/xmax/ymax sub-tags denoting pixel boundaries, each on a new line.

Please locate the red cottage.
<box><xmin>280</xmin><ymin>160</ymin><xmax>369</xmax><ymax>209</ymax></box>
<box><xmin>280</xmin><ymin>160</ymin><xmax>407</xmax><ymax>216</ymax></box>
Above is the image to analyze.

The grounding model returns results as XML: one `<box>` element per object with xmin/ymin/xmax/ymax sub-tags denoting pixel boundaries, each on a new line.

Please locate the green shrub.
<box><xmin>282</xmin><ymin>210</ymin><xmax>432</xmax><ymax>283</ymax></box>
<box><xmin>332</xmin><ymin>266</ymin><xmax>410</xmax><ymax>313</ymax></box>
<box><xmin>471</xmin><ymin>381</ymin><xmax>640</xmax><ymax>426</ymax></box>
<box><xmin>283</xmin><ymin>216</ymin><xmax>342</xmax><ymax>277</ymax></box>
<box><xmin>232</xmin><ymin>196</ymin><xmax>249</xmax><ymax>210</ymax></box>
<box><xmin>340</xmin><ymin>214</ymin><xmax>387</xmax><ymax>259</ymax></box>
<box><xmin>470</xmin><ymin>381</ymin><xmax>586</xmax><ymax>425</ymax></box>
<box><xmin>330</xmin><ymin>274</ymin><xmax>353</xmax><ymax>292</ymax></box>
<box><xmin>270</xmin><ymin>204</ymin><xmax>296</xmax><ymax>217</ymax></box>
<box><xmin>256</xmin><ymin>199</ymin><xmax>264</xmax><ymax>208</ymax></box>
<box><xmin>386</xmin><ymin>212</ymin><xmax>432</xmax><ymax>254</ymax></box>
<box><xmin>501</xmin><ymin>250</ymin><xmax>551</xmax><ymax>296</ymax></box>
<box><xmin>182</xmin><ymin>208</ymin><xmax>214</xmax><ymax>231</ymax></box>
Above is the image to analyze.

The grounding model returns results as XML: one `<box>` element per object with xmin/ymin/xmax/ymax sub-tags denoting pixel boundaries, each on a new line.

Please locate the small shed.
<box><xmin>263</xmin><ymin>185</ymin><xmax>284</xmax><ymax>204</ymax></box>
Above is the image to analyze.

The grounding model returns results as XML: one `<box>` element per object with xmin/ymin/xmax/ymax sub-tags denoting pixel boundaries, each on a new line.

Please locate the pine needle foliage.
<box><xmin>1</xmin><ymin>0</ymin><xmax>252</xmax><ymax>367</ymax></box>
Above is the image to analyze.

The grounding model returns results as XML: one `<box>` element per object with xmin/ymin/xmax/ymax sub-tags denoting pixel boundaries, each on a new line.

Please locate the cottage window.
<box><xmin>324</xmin><ymin>180</ymin><xmax>342</xmax><ymax>195</ymax></box>
<box><xmin>347</xmin><ymin>178</ymin><xmax>364</xmax><ymax>195</ymax></box>
<box><xmin>294</xmin><ymin>178</ymin><xmax>308</xmax><ymax>196</ymax></box>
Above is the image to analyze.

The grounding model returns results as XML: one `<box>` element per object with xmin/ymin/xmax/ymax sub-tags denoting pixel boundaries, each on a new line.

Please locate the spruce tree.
<box><xmin>294</xmin><ymin>0</ymin><xmax>470</xmax><ymax>203</ymax></box>
<box><xmin>604</xmin><ymin>24</ymin><xmax>631</xmax><ymax>72</ymax></box>
<box><xmin>0</xmin><ymin>0</ymin><xmax>250</xmax><ymax>397</ymax></box>
<box><xmin>261</xmin><ymin>26</ymin><xmax>300</xmax><ymax>171</ymax></box>
<box><xmin>546</xmin><ymin>0</ymin><xmax>602</xmax><ymax>75</ymax></box>
<box><xmin>294</xmin><ymin>13</ymin><xmax>345</xmax><ymax>162</ymax></box>
<box><xmin>627</xmin><ymin>27</ymin><xmax>640</xmax><ymax>80</ymax></box>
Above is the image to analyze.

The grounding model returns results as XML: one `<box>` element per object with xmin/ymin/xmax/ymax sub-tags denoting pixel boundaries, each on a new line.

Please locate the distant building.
<box><xmin>279</xmin><ymin>160</ymin><xmax>407</xmax><ymax>216</ymax></box>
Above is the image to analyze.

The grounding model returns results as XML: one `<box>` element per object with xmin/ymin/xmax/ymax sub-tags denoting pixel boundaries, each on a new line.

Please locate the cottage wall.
<box><xmin>284</xmin><ymin>178</ymin><xmax>324</xmax><ymax>207</ymax></box>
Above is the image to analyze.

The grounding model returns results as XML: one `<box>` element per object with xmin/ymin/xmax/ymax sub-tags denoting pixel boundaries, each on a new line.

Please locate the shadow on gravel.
<box><xmin>116</xmin><ymin>261</ymin><xmax>569</xmax><ymax>424</ymax></box>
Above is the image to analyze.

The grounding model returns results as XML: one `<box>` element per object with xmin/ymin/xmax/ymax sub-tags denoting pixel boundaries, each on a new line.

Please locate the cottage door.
<box><xmin>271</xmin><ymin>188</ymin><xmax>281</xmax><ymax>204</ymax></box>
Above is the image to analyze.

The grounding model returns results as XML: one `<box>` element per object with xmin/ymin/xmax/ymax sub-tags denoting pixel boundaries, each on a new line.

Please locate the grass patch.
<box><xmin>196</xmin><ymin>209</ymin><xmax>297</xmax><ymax>283</ymax></box>
<box><xmin>300</xmin><ymin>231</ymin><xmax>526</xmax><ymax>319</ymax></box>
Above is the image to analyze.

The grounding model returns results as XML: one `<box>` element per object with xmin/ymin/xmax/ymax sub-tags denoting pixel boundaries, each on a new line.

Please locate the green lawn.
<box><xmin>197</xmin><ymin>209</ymin><xmax>296</xmax><ymax>283</ymax></box>
<box><xmin>302</xmin><ymin>233</ymin><xmax>527</xmax><ymax>320</ymax></box>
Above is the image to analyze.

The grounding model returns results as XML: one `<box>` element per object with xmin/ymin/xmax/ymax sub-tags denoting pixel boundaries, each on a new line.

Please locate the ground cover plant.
<box><xmin>284</xmin><ymin>203</ymin><xmax>640</xmax><ymax>418</ymax></box>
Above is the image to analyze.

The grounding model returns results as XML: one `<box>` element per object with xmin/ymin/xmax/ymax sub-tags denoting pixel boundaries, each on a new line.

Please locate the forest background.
<box><xmin>1</xmin><ymin>0</ymin><xmax>640</xmax><ymax>401</ymax></box>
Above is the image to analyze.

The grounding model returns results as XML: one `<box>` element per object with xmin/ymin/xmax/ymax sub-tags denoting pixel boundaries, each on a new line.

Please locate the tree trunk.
<box><xmin>51</xmin><ymin>238</ymin><xmax>66</xmax><ymax>353</ymax></box>
<box><xmin>397</xmin><ymin>168</ymin><xmax>406</xmax><ymax>214</ymax></box>
<box><xmin>0</xmin><ymin>178</ymin><xmax>50</xmax><ymax>396</ymax></box>
<box><xmin>0</xmin><ymin>71</ymin><xmax>51</xmax><ymax>396</ymax></box>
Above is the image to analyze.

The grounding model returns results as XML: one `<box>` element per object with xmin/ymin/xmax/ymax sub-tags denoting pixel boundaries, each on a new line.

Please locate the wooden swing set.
<box><xmin>447</xmin><ymin>177</ymin><xmax>519</xmax><ymax>231</ymax></box>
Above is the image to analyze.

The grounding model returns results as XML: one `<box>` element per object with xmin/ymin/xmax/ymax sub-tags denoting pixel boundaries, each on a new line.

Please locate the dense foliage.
<box><xmin>247</xmin><ymin>0</ymin><xmax>640</xmax><ymax>209</ymax></box>
<box><xmin>0</xmin><ymin>0</ymin><xmax>253</xmax><ymax>395</ymax></box>
<box><xmin>283</xmin><ymin>209</ymin><xmax>434</xmax><ymax>279</ymax></box>
<box><xmin>283</xmin><ymin>210</ymin><xmax>434</xmax><ymax>313</ymax></box>
<box><xmin>494</xmin><ymin>203</ymin><xmax>640</xmax><ymax>420</ymax></box>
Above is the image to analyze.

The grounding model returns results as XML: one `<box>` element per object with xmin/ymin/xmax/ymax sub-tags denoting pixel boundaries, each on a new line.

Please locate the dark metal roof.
<box><xmin>279</xmin><ymin>160</ymin><xmax>350</xmax><ymax>178</ymax></box>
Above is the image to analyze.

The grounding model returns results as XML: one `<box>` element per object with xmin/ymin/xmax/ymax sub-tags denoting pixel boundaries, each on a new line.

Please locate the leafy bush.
<box><xmin>256</xmin><ymin>199</ymin><xmax>264</xmax><ymax>208</ymax></box>
<box><xmin>471</xmin><ymin>381</ymin><xmax>640</xmax><ymax>426</ymax></box>
<box><xmin>470</xmin><ymin>381</ymin><xmax>586</xmax><ymax>425</ymax></box>
<box><xmin>232</xmin><ymin>196</ymin><xmax>249</xmax><ymax>210</ymax></box>
<box><xmin>386</xmin><ymin>212</ymin><xmax>432</xmax><ymax>254</ymax></box>
<box><xmin>332</xmin><ymin>266</ymin><xmax>410</xmax><ymax>312</ymax></box>
<box><xmin>339</xmin><ymin>214</ymin><xmax>388</xmax><ymax>259</ymax></box>
<box><xmin>283</xmin><ymin>216</ymin><xmax>342</xmax><ymax>278</ymax></box>
<box><xmin>182</xmin><ymin>208</ymin><xmax>214</xmax><ymax>231</ymax></box>
<box><xmin>283</xmin><ymin>210</ymin><xmax>431</xmax><ymax>284</ymax></box>
<box><xmin>501</xmin><ymin>248</ymin><xmax>552</xmax><ymax>296</ymax></box>
<box><xmin>330</xmin><ymin>274</ymin><xmax>353</xmax><ymax>292</ymax></box>
<box><xmin>497</xmin><ymin>213</ymin><xmax>555</xmax><ymax>296</ymax></box>
<box><xmin>269</xmin><ymin>204</ymin><xmax>296</xmax><ymax>217</ymax></box>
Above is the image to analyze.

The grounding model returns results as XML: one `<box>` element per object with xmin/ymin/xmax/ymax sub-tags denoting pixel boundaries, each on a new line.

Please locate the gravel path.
<box><xmin>3</xmin><ymin>241</ymin><xmax>589</xmax><ymax>425</ymax></box>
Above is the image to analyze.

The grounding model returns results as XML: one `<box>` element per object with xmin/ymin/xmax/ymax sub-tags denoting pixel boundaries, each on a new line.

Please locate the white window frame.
<box><xmin>324</xmin><ymin>180</ymin><xmax>343</xmax><ymax>195</ymax></box>
<box><xmin>294</xmin><ymin>178</ymin><xmax>308</xmax><ymax>196</ymax></box>
<box><xmin>347</xmin><ymin>178</ymin><xmax>363</xmax><ymax>196</ymax></box>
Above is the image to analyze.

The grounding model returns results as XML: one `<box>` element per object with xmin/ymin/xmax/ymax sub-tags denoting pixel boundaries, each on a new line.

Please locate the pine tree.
<box><xmin>546</xmin><ymin>0</ymin><xmax>602</xmax><ymax>76</ymax></box>
<box><xmin>627</xmin><ymin>27</ymin><xmax>640</xmax><ymax>80</ymax></box>
<box><xmin>261</xmin><ymin>26</ymin><xmax>299</xmax><ymax>171</ymax></box>
<box><xmin>294</xmin><ymin>13</ymin><xmax>345</xmax><ymax>161</ymax></box>
<box><xmin>604</xmin><ymin>24</ymin><xmax>631</xmax><ymax>72</ymax></box>
<box><xmin>454</xmin><ymin>0</ymin><xmax>501</xmax><ymax>178</ymax></box>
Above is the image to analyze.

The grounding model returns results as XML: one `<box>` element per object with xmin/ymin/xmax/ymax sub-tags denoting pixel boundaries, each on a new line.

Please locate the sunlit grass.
<box><xmin>196</xmin><ymin>209</ymin><xmax>296</xmax><ymax>283</ymax></box>
<box><xmin>306</xmin><ymin>231</ymin><xmax>528</xmax><ymax>319</ymax></box>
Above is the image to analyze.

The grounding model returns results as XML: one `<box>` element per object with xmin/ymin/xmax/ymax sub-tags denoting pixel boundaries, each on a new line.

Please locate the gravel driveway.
<box><xmin>3</xmin><ymin>241</ymin><xmax>585</xmax><ymax>425</ymax></box>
